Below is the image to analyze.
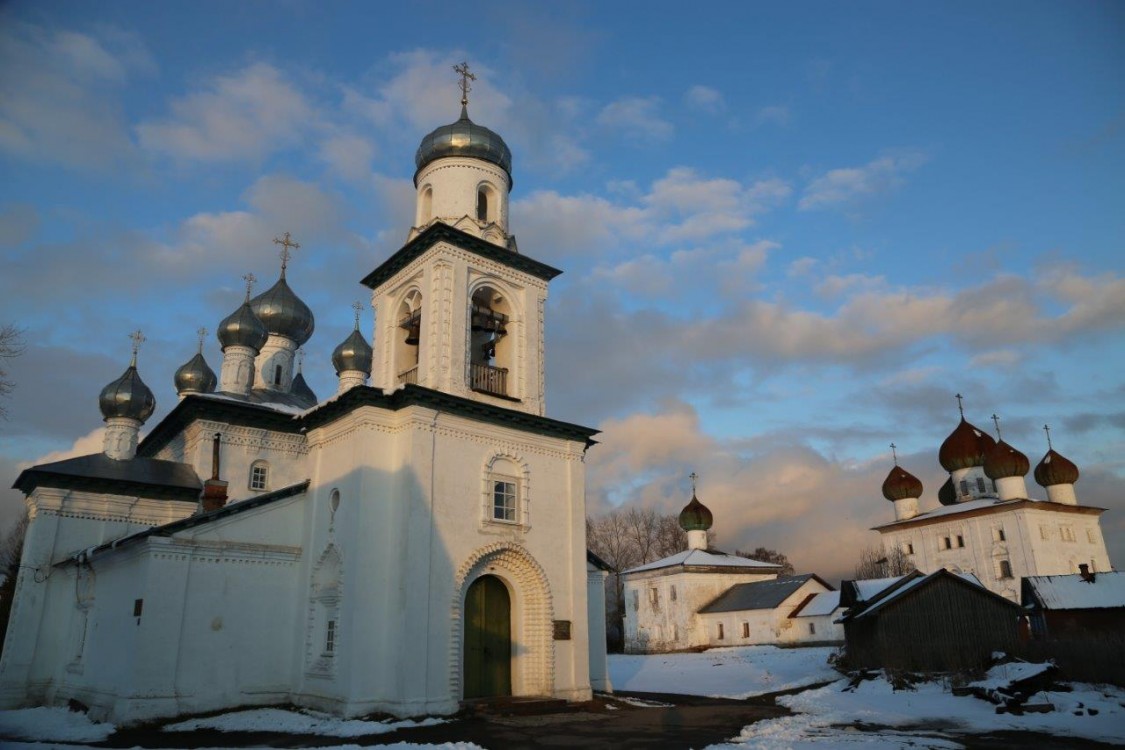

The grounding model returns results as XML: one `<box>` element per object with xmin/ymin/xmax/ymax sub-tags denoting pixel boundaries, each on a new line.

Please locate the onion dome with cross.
<box><xmin>938</xmin><ymin>394</ymin><xmax>996</xmax><ymax>472</ymax></box>
<box><xmin>882</xmin><ymin>444</ymin><xmax>923</xmax><ymax>501</ymax></box>
<box><xmin>174</xmin><ymin>327</ymin><xmax>218</xmax><ymax>396</ymax></box>
<box><xmin>248</xmin><ymin>232</ymin><xmax>315</xmax><ymax>346</ymax></box>
<box><xmin>218</xmin><ymin>274</ymin><xmax>270</xmax><ymax>352</ymax></box>
<box><xmin>99</xmin><ymin>330</ymin><xmax>156</xmax><ymax>423</ymax></box>
<box><xmin>1034</xmin><ymin>425</ymin><xmax>1080</xmax><ymax>488</ymax></box>
<box><xmin>332</xmin><ymin>303</ymin><xmax>373</xmax><ymax>376</ymax></box>
<box><xmin>983</xmin><ymin>415</ymin><xmax>1030</xmax><ymax>480</ymax></box>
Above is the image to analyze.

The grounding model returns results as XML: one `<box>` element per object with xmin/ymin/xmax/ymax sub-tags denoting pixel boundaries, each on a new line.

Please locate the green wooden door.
<box><xmin>463</xmin><ymin>575</ymin><xmax>512</xmax><ymax>699</ymax></box>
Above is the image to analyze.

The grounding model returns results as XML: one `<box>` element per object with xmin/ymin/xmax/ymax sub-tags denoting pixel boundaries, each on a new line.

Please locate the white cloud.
<box><xmin>0</xmin><ymin>22</ymin><xmax>148</xmax><ymax>169</ymax></box>
<box><xmin>317</xmin><ymin>133</ymin><xmax>376</xmax><ymax>183</ymax></box>
<box><xmin>596</xmin><ymin>96</ymin><xmax>673</xmax><ymax>141</ymax></box>
<box><xmin>137</xmin><ymin>62</ymin><xmax>313</xmax><ymax>162</ymax></box>
<box><xmin>799</xmin><ymin>151</ymin><xmax>928</xmax><ymax>211</ymax></box>
<box><xmin>756</xmin><ymin>105</ymin><xmax>790</xmax><ymax>126</ymax></box>
<box><xmin>685</xmin><ymin>85</ymin><xmax>725</xmax><ymax>115</ymax></box>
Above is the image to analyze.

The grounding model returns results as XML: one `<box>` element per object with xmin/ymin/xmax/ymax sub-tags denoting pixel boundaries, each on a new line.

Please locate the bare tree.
<box><xmin>0</xmin><ymin>513</ymin><xmax>29</xmax><ymax>660</ymax></box>
<box><xmin>735</xmin><ymin>547</ymin><xmax>795</xmax><ymax>576</ymax></box>
<box><xmin>854</xmin><ymin>544</ymin><xmax>915</xmax><ymax>580</ymax></box>
<box><xmin>0</xmin><ymin>324</ymin><xmax>25</xmax><ymax>420</ymax></box>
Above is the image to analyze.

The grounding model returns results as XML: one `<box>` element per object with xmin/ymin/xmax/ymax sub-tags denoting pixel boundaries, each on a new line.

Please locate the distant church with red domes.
<box><xmin>874</xmin><ymin>396</ymin><xmax>1112</xmax><ymax>602</ymax></box>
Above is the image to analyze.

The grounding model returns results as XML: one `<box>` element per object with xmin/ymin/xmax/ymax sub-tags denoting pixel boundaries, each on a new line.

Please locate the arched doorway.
<box><xmin>463</xmin><ymin>575</ymin><xmax>511</xmax><ymax>698</ymax></box>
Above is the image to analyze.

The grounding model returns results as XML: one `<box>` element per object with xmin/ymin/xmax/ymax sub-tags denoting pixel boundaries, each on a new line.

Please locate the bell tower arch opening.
<box><xmin>395</xmin><ymin>289</ymin><xmax>423</xmax><ymax>385</ymax></box>
<box><xmin>469</xmin><ymin>285</ymin><xmax>512</xmax><ymax>398</ymax></box>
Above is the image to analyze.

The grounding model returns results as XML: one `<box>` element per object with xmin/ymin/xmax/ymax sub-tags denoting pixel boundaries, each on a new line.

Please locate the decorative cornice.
<box><xmin>360</xmin><ymin>223</ymin><xmax>561</xmax><ymax>290</ymax></box>
<box><xmin>872</xmin><ymin>499</ymin><xmax>1105</xmax><ymax>532</ymax></box>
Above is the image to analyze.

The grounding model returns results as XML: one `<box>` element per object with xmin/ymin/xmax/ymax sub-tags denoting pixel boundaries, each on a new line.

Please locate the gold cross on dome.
<box><xmin>273</xmin><ymin>231</ymin><xmax>300</xmax><ymax>275</ymax></box>
<box><xmin>955</xmin><ymin>393</ymin><xmax>964</xmax><ymax>418</ymax></box>
<box><xmin>890</xmin><ymin>443</ymin><xmax>898</xmax><ymax>466</ymax></box>
<box><xmin>352</xmin><ymin>301</ymin><xmax>363</xmax><ymax>328</ymax></box>
<box><xmin>196</xmin><ymin>327</ymin><xmax>208</xmax><ymax>352</ymax></box>
<box><xmin>128</xmin><ymin>329</ymin><xmax>145</xmax><ymax>366</ymax></box>
<box><xmin>1043</xmin><ymin>423</ymin><xmax>1053</xmax><ymax>450</ymax></box>
<box><xmin>992</xmin><ymin>414</ymin><xmax>1002</xmax><ymax>440</ymax></box>
<box><xmin>242</xmin><ymin>272</ymin><xmax>257</xmax><ymax>300</ymax></box>
<box><xmin>454</xmin><ymin>61</ymin><xmax>476</xmax><ymax>106</ymax></box>
<box><xmin>689</xmin><ymin>471</ymin><xmax>698</xmax><ymax>494</ymax></box>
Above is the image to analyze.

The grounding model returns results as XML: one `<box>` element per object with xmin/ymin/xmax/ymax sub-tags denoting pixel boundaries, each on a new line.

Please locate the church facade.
<box><xmin>0</xmin><ymin>80</ymin><xmax>609</xmax><ymax>724</ymax></box>
<box><xmin>875</xmin><ymin>405</ymin><xmax>1112</xmax><ymax>602</ymax></box>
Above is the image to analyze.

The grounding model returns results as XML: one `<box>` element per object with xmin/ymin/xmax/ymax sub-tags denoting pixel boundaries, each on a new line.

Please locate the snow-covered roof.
<box><xmin>853</xmin><ymin>576</ymin><xmax>906</xmax><ymax>602</ymax></box>
<box><xmin>623</xmin><ymin>549</ymin><xmax>780</xmax><ymax>575</ymax></box>
<box><xmin>874</xmin><ymin>495</ymin><xmax>1103</xmax><ymax>531</ymax></box>
<box><xmin>846</xmin><ymin>570</ymin><xmax>1001</xmax><ymax>621</ymax></box>
<box><xmin>699</xmin><ymin>575</ymin><xmax>818</xmax><ymax>614</ymax></box>
<box><xmin>1023</xmin><ymin>571</ymin><xmax>1125</xmax><ymax>611</ymax></box>
<box><xmin>791</xmin><ymin>590</ymin><xmax>841</xmax><ymax>618</ymax></box>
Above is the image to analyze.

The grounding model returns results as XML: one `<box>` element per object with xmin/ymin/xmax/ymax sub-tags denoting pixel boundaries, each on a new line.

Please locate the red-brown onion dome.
<box><xmin>938</xmin><ymin>477</ymin><xmax>958</xmax><ymax>506</ymax></box>
<box><xmin>678</xmin><ymin>494</ymin><xmax>714</xmax><ymax>531</ymax></box>
<box><xmin>1034</xmin><ymin>449</ymin><xmax>1080</xmax><ymax>487</ymax></box>
<box><xmin>939</xmin><ymin>419</ymin><xmax>997</xmax><ymax>472</ymax></box>
<box><xmin>983</xmin><ymin>440</ymin><xmax>1030</xmax><ymax>480</ymax></box>
<box><xmin>882</xmin><ymin>466</ymin><xmax>924</xmax><ymax>501</ymax></box>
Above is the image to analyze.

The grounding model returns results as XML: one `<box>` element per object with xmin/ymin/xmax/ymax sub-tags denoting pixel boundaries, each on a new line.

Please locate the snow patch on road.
<box><xmin>0</xmin><ymin>706</ymin><xmax>116</xmax><ymax>742</ymax></box>
<box><xmin>163</xmin><ymin>707</ymin><xmax>446</xmax><ymax>737</ymax></box>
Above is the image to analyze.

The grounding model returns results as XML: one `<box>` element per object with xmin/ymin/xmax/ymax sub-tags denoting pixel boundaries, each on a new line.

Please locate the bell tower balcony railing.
<box><xmin>470</xmin><ymin>363</ymin><xmax>508</xmax><ymax>397</ymax></box>
<box><xmin>397</xmin><ymin>365</ymin><xmax>418</xmax><ymax>385</ymax></box>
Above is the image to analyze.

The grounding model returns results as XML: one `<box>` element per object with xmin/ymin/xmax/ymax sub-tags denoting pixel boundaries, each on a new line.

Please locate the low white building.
<box><xmin>0</xmin><ymin>89</ymin><xmax>609</xmax><ymax>724</ymax></box>
<box><xmin>876</xmin><ymin>406</ymin><xmax>1113</xmax><ymax>602</ymax></box>
<box><xmin>787</xmin><ymin>590</ymin><xmax>845</xmax><ymax>643</ymax></box>
<box><xmin>621</xmin><ymin>487</ymin><xmax>841</xmax><ymax>652</ymax></box>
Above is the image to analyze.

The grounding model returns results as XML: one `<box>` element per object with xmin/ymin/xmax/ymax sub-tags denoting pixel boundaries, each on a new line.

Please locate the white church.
<box><xmin>875</xmin><ymin>398</ymin><xmax>1113</xmax><ymax>602</ymax></box>
<box><xmin>0</xmin><ymin>70</ymin><xmax>612</xmax><ymax>724</ymax></box>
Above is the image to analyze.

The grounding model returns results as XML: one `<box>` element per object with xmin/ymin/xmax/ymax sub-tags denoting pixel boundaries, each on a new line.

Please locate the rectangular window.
<box><xmin>717</xmin><ymin>623</ymin><xmax>724</xmax><ymax>640</ymax></box>
<box><xmin>250</xmin><ymin>465</ymin><xmax>268</xmax><ymax>491</ymax></box>
<box><xmin>632</xmin><ymin>590</ymin><xmax>639</xmax><ymax>611</ymax></box>
<box><xmin>999</xmin><ymin>560</ymin><xmax>1013</xmax><ymax>579</ymax></box>
<box><xmin>325</xmin><ymin>620</ymin><xmax>336</xmax><ymax>654</ymax></box>
<box><xmin>976</xmin><ymin>477</ymin><xmax>987</xmax><ymax>493</ymax></box>
<box><xmin>956</xmin><ymin>535</ymin><xmax>965</xmax><ymax>548</ymax></box>
<box><xmin>959</xmin><ymin>480</ymin><xmax>969</xmax><ymax>496</ymax></box>
<box><xmin>649</xmin><ymin>587</ymin><xmax>659</xmax><ymax>606</ymax></box>
<box><xmin>993</xmin><ymin>527</ymin><xmax>1006</xmax><ymax>542</ymax></box>
<box><xmin>809</xmin><ymin>622</ymin><xmax>816</xmax><ymax>635</ymax></box>
<box><xmin>902</xmin><ymin>542</ymin><xmax>914</xmax><ymax>555</ymax></box>
<box><xmin>1087</xmin><ymin>528</ymin><xmax>1097</xmax><ymax>544</ymax></box>
<box><xmin>742</xmin><ymin>622</ymin><xmax>749</xmax><ymax>638</ymax></box>
<box><xmin>940</xmin><ymin>536</ymin><xmax>951</xmax><ymax>551</ymax></box>
<box><xmin>671</xmin><ymin>585</ymin><xmax>677</xmax><ymax>601</ymax></box>
<box><xmin>133</xmin><ymin>599</ymin><xmax>144</xmax><ymax>617</ymax></box>
<box><xmin>492</xmin><ymin>480</ymin><xmax>517</xmax><ymax>522</ymax></box>
<box><xmin>1061</xmin><ymin>525</ymin><xmax>1076</xmax><ymax>542</ymax></box>
<box><xmin>1040</xmin><ymin>524</ymin><xmax>1050</xmax><ymax>540</ymax></box>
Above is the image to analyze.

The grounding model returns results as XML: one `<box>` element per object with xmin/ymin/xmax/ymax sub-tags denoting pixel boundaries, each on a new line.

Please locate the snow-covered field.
<box><xmin>609</xmin><ymin>644</ymin><xmax>840</xmax><ymax>698</ymax></box>
<box><xmin>2</xmin><ymin>648</ymin><xmax>1122</xmax><ymax>748</ymax></box>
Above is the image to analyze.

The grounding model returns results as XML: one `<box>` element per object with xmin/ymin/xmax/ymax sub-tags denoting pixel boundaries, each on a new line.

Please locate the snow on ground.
<box><xmin>707</xmin><ymin>675</ymin><xmax>1125</xmax><ymax>748</ymax></box>
<box><xmin>0</xmin><ymin>706</ymin><xmax>116</xmax><ymax>742</ymax></box>
<box><xmin>609</xmin><ymin>645</ymin><xmax>838</xmax><ymax>699</ymax></box>
<box><xmin>163</xmin><ymin>707</ymin><xmax>445</xmax><ymax>737</ymax></box>
<box><xmin>967</xmin><ymin>660</ymin><xmax>1053</xmax><ymax>690</ymax></box>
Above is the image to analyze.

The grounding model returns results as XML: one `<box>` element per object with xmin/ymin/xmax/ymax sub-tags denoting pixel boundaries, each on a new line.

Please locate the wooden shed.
<box><xmin>839</xmin><ymin>569</ymin><xmax>1021</xmax><ymax>672</ymax></box>
<box><xmin>1021</xmin><ymin>568</ymin><xmax>1125</xmax><ymax>639</ymax></box>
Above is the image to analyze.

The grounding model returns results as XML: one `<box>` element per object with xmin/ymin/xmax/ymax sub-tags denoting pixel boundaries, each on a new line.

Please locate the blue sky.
<box><xmin>1</xmin><ymin>1</ymin><xmax>1123</xmax><ymax>579</ymax></box>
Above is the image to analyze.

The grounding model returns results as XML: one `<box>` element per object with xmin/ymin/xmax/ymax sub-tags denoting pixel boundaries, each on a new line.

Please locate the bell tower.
<box><xmin>361</xmin><ymin>64</ymin><xmax>560</xmax><ymax>417</ymax></box>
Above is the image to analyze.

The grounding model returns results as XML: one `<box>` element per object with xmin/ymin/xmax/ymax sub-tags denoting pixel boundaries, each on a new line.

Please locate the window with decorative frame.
<box><xmin>492</xmin><ymin>478</ymin><xmax>517</xmax><ymax>522</ymax></box>
<box><xmin>483</xmin><ymin>455</ymin><xmax>528</xmax><ymax>528</ymax></box>
<box><xmin>249</xmin><ymin>461</ymin><xmax>269</xmax><ymax>491</ymax></box>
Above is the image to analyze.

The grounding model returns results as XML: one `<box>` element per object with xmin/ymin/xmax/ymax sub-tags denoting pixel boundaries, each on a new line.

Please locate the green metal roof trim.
<box><xmin>13</xmin><ymin>453</ymin><xmax>202</xmax><ymax>502</ymax></box>
<box><xmin>139</xmin><ymin>393</ymin><xmax>305</xmax><ymax>456</ymax></box>
<box><xmin>303</xmin><ymin>384</ymin><xmax>599</xmax><ymax>446</ymax></box>
<box><xmin>360</xmin><ymin>223</ymin><xmax>562</xmax><ymax>290</ymax></box>
<box><xmin>62</xmin><ymin>480</ymin><xmax>312</xmax><ymax>565</ymax></box>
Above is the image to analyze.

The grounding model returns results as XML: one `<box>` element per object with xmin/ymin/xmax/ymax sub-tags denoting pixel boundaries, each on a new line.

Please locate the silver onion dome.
<box><xmin>332</xmin><ymin>327</ymin><xmax>373</xmax><ymax>375</ymax></box>
<box><xmin>414</xmin><ymin>105</ymin><xmax>512</xmax><ymax>186</ymax></box>
<box><xmin>217</xmin><ymin>299</ymin><xmax>269</xmax><ymax>351</ymax></box>
<box><xmin>174</xmin><ymin>351</ymin><xmax>217</xmax><ymax>395</ymax></box>
<box><xmin>99</xmin><ymin>363</ymin><xmax>156</xmax><ymax>423</ymax></box>
<box><xmin>249</xmin><ymin>275</ymin><xmax>315</xmax><ymax>346</ymax></box>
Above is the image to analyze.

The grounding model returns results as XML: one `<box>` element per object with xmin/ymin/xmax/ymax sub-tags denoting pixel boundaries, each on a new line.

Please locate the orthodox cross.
<box><xmin>890</xmin><ymin>443</ymin><xmax>898</xmax><ymax>466</ymax></box>
<box><xmin>128</xmin><ymin>329</ymin><xmax>145</xmax><ymax>366</ymax></box>
<box><xmin>955</xmin><ymin>393</ymin><xmax>964</xmax><ymax>418</ymax></box>
<box><xmin>273</xmin><ymin>231</ymin><xmax>300</xmax><ymax>276</ymax></box>
<box><xmin>689</xmin><ymin>471</ymin><xmax>698</xmax><ymax>495</ymax></box>
<box><xmin>196</xmin><ymin>327</ymin><xmax>208</xmax><ymax>353</ymax></box>
<box><xmin>992</xmin><ymin>414</ymin><xmax>1003</xmax><ymax>440</ymax></box>
<box><xmin>454</xmin><ymin>61</ymin><xmax>476</xmax><ymax>107</ymax></box>
<box><xmin>1043</xmin><ymin>424</ymin><xmax>1053</xmax><ymax>450</ymax></box>
<box><xmin>352</xmin><ymin>301</ymin><xmax>363</xmax><ymax>329</ymax></box>
<box><xmin>242</xmin><ymin>272</ymin><xmax>257</xmax><ymax>301</ymax></box>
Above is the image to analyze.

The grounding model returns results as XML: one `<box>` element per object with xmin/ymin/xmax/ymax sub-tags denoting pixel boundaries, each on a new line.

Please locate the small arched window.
<box><xmin>477</xmin><ymin>188</ymin><xmax>489</xmax><ymax>222</ymax></box>
<box><xmin>250</xmin><ymin>461</ymin><xmax>269</xmax><ymax>491</ymax></box>
<box><xmin>420</xmin><ymin>186</ymin><xmax>433</xmax><ymax>224</ymax></box>
<box><xmin>274</xmin><ymin>365</ymin><xmax>283</xmax><ymax>386</ymax></box>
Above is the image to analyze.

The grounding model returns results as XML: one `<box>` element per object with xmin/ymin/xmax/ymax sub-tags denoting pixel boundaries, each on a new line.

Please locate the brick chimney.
<box><xmin>200</xmin><ymin>432</ymin><xmax>229</xmax><ymax>512</ymax></box>
<box><xmin>1078</xmin><ymin>563</ymin><xmax>1096</xmax><ymax>583</ymax></box>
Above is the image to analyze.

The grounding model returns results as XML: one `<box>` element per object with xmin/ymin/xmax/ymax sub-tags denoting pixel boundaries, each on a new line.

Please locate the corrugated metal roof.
<box><xmin>792</xmin><ymin>590</ymin><xmax>841</xmax><ymax>618</ymax></box>
<box><xmin>623</xmin><ymin>548</ymin><xmax>781</xmax><ymax>575</ymax></box>
<box><xmin>699</xmin><ymin>574</ymin><xmax>815</xmax><ymax>614</ymax></box>
<box><xmin>13</xmin><ymin>453</ymin><xmax>201</xmax><ymax>501</ymax></box>
<box><xmin>1023</xmin><ymin>571</ymin><xmax>1125</xmax><ymax>611</ymax></box>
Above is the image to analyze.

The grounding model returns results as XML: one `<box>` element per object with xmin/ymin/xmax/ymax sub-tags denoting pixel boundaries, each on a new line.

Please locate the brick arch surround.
<box><xmin>450</xmin><ymin>542</ymin><xmax>554</xmax><ymax>699</ymax></box>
